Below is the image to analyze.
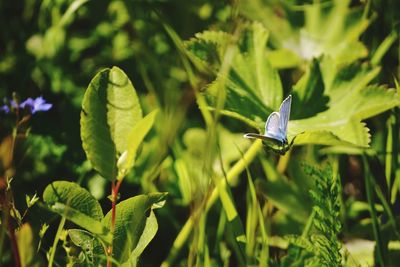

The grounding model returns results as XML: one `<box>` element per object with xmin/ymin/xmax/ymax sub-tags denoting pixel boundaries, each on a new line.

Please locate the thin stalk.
<box><xmin>107</xmin><ymin>179</ymin><xmax>122</xmax><ymax>267</ymax></box>
<box><xmin>48</xmin><ymin>216</ymin><xmax>66</xmax><ymax>267</ymax></box>
<box><xmin>8</xmin><ymin>211</ymin><xmax>21</xmax><ymax>267</ymax></box>
<box><xmin>362</xmin><ymin>155</ymin><xmax>385</xmax><ymax>266</ymax></box>
<box><xmin>385</xmin><ymin>114</ymin><xmax>394</xmax><ymax>189</ymax></box>
<box><xmin>277</xmin><ymin>148</ymin><xmax>292</xmax><ymax>174</ymax></box>
<box><xmin>0</xmin><ymin>110</ymin><xmax>23</xmax><ymax>267</ymax></box>
<box><xmin>161</xmin><ymin>141</ymin><xmax>263</xmax><ymax>267</ymax></box>
<box><xmin>0</xmin><ymin>211</ymin><xmax>5</xmax><ymax>267</ymax></box>
<box><xmin>301</xmin><ymin>209</ymin><xmax>316</xmax><ymax>238</ymax></box>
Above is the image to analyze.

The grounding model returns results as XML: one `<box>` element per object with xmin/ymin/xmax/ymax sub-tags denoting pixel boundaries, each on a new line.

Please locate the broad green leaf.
<box><xmin>43</xmin><ymin>181</ymin><xmax>103</xmax><ymax>220</ymax></box>
<box><xmin>117</xmin><ymin>110</ymin><xmax>158</xmax><ymax>180</ymax></box>
<box><xmin>210</xmin><ymin>51</ymin><xmax>398</xmax><ymax>147</ymax></box>
<box><xmin>185</xmin><ymin>23</ymin><xmax>398</xmax><ymax>148</ymax></box>
<box><xmin>289</xmin><ymin>84</ymin><xmax>400</xmax><ymax>147</ymax></box>
<box><xmin>266</xmin><ymin>49</ymin><xmax>301</xmax><ymax>69</ymax></box>
<box><xmin>43</xmin><ymin>181</ymin><xmax>112</xmax><ymax>243</ymax></box>
<box><xmin>106</xmin><ymin>67</ymin><xmax>143</xmax><ymax>154</ymax></box>
<box><xmin>102</xmin><ymin>193</ymin><xmax>167</xmax><ymax>263</ymax></box>
<box><xmin>122</xmin><ymin>211</ymin><xmax>159</xmax><ymax>267</ymax></box>
<box><xmin>81</xmin><ymin>66</ymin><xmax>143</xmax><ymax>180</ymax></box>
<box><xmin>320</xmin><ymin>61</ymin><xmax>381</xmax><ymax>104</ymax></box>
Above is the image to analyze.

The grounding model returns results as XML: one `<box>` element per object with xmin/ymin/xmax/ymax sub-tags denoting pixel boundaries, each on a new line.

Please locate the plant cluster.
<box><xmin>0</xmin><ymin>0</ymin><xmax>399</xmax><ymax>266</ymax></box>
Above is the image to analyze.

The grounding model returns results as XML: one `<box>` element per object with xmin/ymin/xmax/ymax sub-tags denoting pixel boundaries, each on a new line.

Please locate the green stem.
<box><xmin>161</xmin><ymin>141</ymin><xmax>263</xmax><ymax>267</ymax></box>
<box><xmin>362</xmin><ymin>155</ymin><xmax>385</xmax><ymax>267</ymax></box>
<box><xmin>107</xmin><ymin>179</ymin><xmax>122</xmax><ymax>267</ymax></box>
<box><xmin>48</xmin><ymin>216</ymin><xmax>66</xmax><ymax>267</ymax></box>
<box><xmin>302</xmin><ymin>209</ymin><xmax>316</xmax><ymax>238</ymax></box>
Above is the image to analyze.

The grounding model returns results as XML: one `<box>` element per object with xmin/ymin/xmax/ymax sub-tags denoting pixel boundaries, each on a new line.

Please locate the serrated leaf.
<box><xmin>43</xmin><ymin>181</ymin><xmax>112</xmax><ymax>243</ymax></box>
<box><xmin>81</xmin><ymin>66</ymin><xmax>142</xmax><ymax>181</ymax></box>
<box><xmin>102</xmin><ymin>193</ymin><xmax>167</xmax><ymax>263</ymax></box>
<box><xmin>184</xmin><ymin>30</ymin><xmax>231</xmax><ymax>70</ymax></box>
<box><xmin>186</xmin><ymin>22</ymin><xmax>282</xmax><ymax>123</ymax></box>
<box><xmin>240</xmin><ymin>1</ymin><xmax>371</xmax><ymax>65</ymax></box>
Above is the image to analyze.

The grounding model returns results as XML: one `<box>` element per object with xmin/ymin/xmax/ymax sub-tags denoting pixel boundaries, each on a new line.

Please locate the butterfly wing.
<box><xmin>243</xmin><ymin>133</ymin><xmax>269</xmax><ymax>140</ymax></box>
<box><xmin>278</xmin><ymin>95</ymin><xmax>292</xmax><ymax>135</ymax></box>
<box><xmin>264</xmin><ymin>112</ymin><xmax>283</xmax><ymax>141</ymax></box>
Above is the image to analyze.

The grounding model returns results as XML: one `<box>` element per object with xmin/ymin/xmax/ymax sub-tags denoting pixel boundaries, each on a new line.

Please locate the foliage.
<box><xmin>0</xmin><ymin>0</ymin><xmax>399</xmax><ymax>266</ymax></box>
<box><xmin>281</xmin><ymin>165</ymin><xmax>342</xmax><ymax>267</ymax></box>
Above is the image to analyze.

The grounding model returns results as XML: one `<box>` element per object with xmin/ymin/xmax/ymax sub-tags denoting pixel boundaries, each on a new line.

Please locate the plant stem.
<box><xmin>362</xmin><ymin>155</ymin><xmax>386</xmax><ymax>266</ymax></box>
<box><xmin>161</xmin><ymin>140</ymin><xmax>262</xmax><ymax>267</ymax></box>
<box><xmin>48</xmin><ymin>216</ymin><xmax>66</xmax><ymax>267</ymax></box>
<box><xmin>8</xmin><ymin>211</ymin><xmax>21</xmax><ymax>267</ymax></box>
<box><xmin>301</xmin><ymin>209</ymin><xmax>316</xmax><ymax>238</ymax></box>
<box><xmin>107</xmin><ymin>179</ymin><xmax>122</xmax><ymax>267</ymax></box>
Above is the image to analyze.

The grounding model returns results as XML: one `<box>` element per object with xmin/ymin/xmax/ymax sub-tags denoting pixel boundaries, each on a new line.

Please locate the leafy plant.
<box><xmin>1</xmin><ymin>0</ymin><xmax>400</xmax><ymax>266</ymax></box>
<box><xmin>281</xmin><ymin>165</ymin><xmax>342</xmax><ymax>267</ymax></box>
<box><xmin>185</xmin><ymin>22</ymin><xmax>399</xmax><ymax>149</ymax></box>
<box><xmin>42</xmin><ymin>67</ymin><xmax>165</xmax><ymax>266</ymax></box>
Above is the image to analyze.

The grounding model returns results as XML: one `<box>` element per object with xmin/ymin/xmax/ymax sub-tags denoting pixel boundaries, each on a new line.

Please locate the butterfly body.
<box><xmin>244</xmin><ymin>95</ymin><xmax>292</xmax><ymax>147</ymax></box>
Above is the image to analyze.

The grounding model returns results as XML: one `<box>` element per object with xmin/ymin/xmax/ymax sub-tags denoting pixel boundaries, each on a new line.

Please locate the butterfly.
<box><xmin>244</xmin><ymin>95</ymin><xmax>293</xmax><ymax>153</ymax></box>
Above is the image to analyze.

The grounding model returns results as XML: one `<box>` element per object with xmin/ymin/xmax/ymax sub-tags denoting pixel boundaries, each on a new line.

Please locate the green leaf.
<box><xmin>81</xmin><ymin>66</ymin><xmax>143</xmax><ymax>180</ymax></box>
<box><xmin>102</xmin><ymin>193</ymin><xmax>167</xmax><ymax>263</ymax></box>
<box><xmin>266</xmin><ymin>49</ymin><xmax>301</xmax><ymax>69</ymax></box>
<box><xmin>43</xmin><ymin>181</ymin><xmax>112</xmax><ymax>244</ymax></box>
<box><xmin>240</xmin><ymin>1</ymin><xmax>371</xmax><ymax>65</ymax></box>
<box><xmin>225</xmin><ymin>56</ymin><xmax>398</xmax><ymax>147</ymax></box>
<box><xmin>106</xmin><ymin>67</ymin><xmax>143</xmax><ymax>154</ymax></box>
<box><xmin>292</xmin><ymin>59</ymin><xmax>328</xmax><ymax>119</ymax></box>
<box><xmin>117</xmin><ymin>110</ymin><xmax>158</xmax><ymax>180</ymax></box>
<box><xmin>256</xmin><ymin>178</ymin><xmax>310</xmax><ymax>223</ymax></box>
<box><xmin>68</xmin><ymin>229</ymin><xmax>104</xmax><ymax>265</ymax></box>
<box><xmin>186</xmin><ymin>22</ymin><xmax>283</xmax><ymax>123</ymax></box>
<box><xmin>122</xmin><ymin>211</ymin><xmax>159</xmax><ymax>267</ymax></box>
<box><xmin>16</xmin><ymin>224</ymin><xmax>42</xmax><ymax>267</ymax></box>
<box><xmin>289</xmin><ymin>84</ymin><xmax>400</xmax><ymax>147</ymax></box>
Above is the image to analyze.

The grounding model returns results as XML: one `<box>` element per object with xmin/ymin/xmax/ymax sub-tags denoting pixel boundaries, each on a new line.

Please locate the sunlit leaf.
<box><xmin>81</xmin><ymin>66</ymin><xmax>143</xmax><ymax>180</ymax></box>
<box><xmin>102</xmin><ymin>193</ymin><xmax>167</xmax><ymax>264</ymax></box>
<box><xmin>186</xmin><ymin>22</ymin><xmax>283</xmax><ymax>123</ymax></box>
<box><xmin>117</xmin><ymin>109</ymin><xmax>158</xmax><ymax>180</ymax></box>
<box><xmin>43</xmin><ymin>181</ymin><xmax>112</xmax><ymax>244</ymax></box>
<box><xmin>240</xmin><ymin>1</ymin><xmax>370</xmax><ymax>65</ymax></box>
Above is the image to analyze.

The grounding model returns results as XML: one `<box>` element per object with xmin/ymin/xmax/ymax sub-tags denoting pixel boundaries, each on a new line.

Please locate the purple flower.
<box><xmin>10</xmin><ymin>100</ymin><xmax>18</xmax><ymax>109</ymax></box>
<box><xmin>0</xmin><ymin>104</ymin><xmax>10</xmax><ymax>113</ymax></box>
<box><xmin>20</xmin><ymin>96</ymin><xmax>52</xmax><ymax>114</ymax></box>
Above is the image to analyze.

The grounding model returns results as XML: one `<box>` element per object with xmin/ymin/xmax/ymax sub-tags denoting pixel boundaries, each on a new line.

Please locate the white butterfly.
<box><xmin>244</xmin><ymin>95</ymin><xmax>292</xmax><ymax>145</ymax></box>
